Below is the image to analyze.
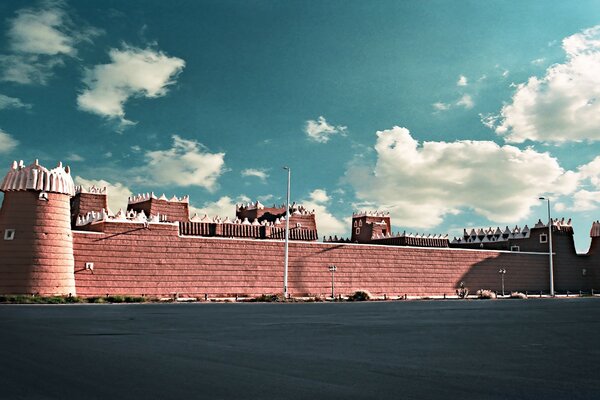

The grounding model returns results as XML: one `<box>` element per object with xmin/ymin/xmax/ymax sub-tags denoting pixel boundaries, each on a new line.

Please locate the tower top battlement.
<box><xmin>0</xmin><ymin>159</ymin><xmax>75</xmax><ymax>196</ymax></box>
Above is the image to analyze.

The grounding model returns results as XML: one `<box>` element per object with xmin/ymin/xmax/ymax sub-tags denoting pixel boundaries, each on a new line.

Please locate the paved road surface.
<box><xmin>0</xmin><ymin>299</ymin><xmax>599</xmax><ymax>399</ymax></box>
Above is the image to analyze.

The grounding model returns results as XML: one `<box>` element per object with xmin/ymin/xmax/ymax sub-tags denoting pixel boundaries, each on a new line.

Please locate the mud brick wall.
<box><xmin>70</xmin><ymin>221</ymin><xmax>577</xmax><ymax>298</ymax></box>
<box><xmin>71</xmin><ymin>192</ymin><xmax>108</xmax><ymax>224</ymax></box>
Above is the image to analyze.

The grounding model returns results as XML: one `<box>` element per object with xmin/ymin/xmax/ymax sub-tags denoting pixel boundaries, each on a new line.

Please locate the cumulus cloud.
<box><xmin>74</xmin><ymin>176</ymin><xmax>132</xmax><ymax>212</ymax></box>
<box><xmin>0</xmin><ymin>94</ymin><xmax>31</xmax><ymax>110</ymax></box>
<box><xmin>65</xmin><ymin>153</ymin><xmax>84</xmax><ymax>162</ymax></box>
<box><xmin>8</xmin><ymin>2</ymin><xmax>77</xmax><ymax>56</ymax></box>
<box><xmin>77</xmin><ymin>46</ymin><xmax>185</xmax><ymax>127</ymax></box>
<box><xmin>305</xmin><ymin>116</ymin><xmax>347</xmax><ymax>143</ymax></box>
<box><xmin>493</xmin><ymin>25</ymin><xmax>600</xmax><ymax>143</ymax></box>
<box><xmin>0</xmin><ymin>129</ymin><xmax>18</xmax><ymax>154</ymax></box>
<box><xmin>457</xmin><ymin>75</ymin><xmax>468</xmax><ymax>86</ymax></box>
<box><xmin>0</xmin><ymin>1</ymin><xmax>100</xmax><ymax>85</ymax></box>
<box><xmin>301</xmin><ymin>189</ymin><xmax>346</xmax><ymax>237</ymax></box>
<box><xmin>241</xmin><ymin>168</ymin><xmax>269</xmax><ymax>183</ymax></box>
<box><xmin>432</xmin><ymin>102</ymin><xmax>451</xmax><ymax>111</ymax></box>
<box><xmin>346</xmin><ymin>126</ymin><xmax>577</xmax><ymax>229</ymax></box>
<box><xmin>190</xmin><ymin>195</ymin><xmax>250</xmax><ymax>219</ymax></box>
<box><xmin>142</xmin><ymin>135</ymin><xmax>225</xmax><ymax>191</ymax></box>
<box><xmin>456</xmin><ymin>94</ymin><xmax>474</xmax><ymax>109</ymax></box>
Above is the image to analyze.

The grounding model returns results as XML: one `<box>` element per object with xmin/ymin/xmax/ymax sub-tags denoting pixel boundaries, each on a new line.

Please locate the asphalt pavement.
<box><xmin>0</xmin><ymin>299</ymin><xmax>599</xmax><ymax>399</ymax></box>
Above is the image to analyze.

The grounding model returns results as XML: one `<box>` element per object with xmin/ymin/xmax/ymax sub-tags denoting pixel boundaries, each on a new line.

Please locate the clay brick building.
<box><xmin>1</xmin><ymin>159</ymin><xmax>599</xmax><ymax>297</ymax></box>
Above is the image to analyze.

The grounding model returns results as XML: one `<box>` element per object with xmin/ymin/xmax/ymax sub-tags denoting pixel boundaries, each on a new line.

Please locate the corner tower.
<box><xmin>0</xmin><ymin>160</ymin><xmax>76</xmax><ymax>296</ymax></box>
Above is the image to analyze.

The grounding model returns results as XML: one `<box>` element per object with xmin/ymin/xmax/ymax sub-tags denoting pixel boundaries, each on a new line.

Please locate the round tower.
<box><xmin>0</xmin><ymin>160</ymin><xmax>76</xmax><ymax>296</ymax></box>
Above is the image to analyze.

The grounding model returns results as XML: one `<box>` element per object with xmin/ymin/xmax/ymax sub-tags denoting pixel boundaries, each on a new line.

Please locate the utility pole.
<box><xmin>539</xmin><ymin>197</ymin><xmax>555</xmax><ymax>296</ymax></box>
<box><xmin>283</xmin><ymin>166</ymin><xmax>291</xmax><ymax>299</ymax></box>
<box><xmin>328</xmin><ymin>265</ymin><xmax>337</xmax><ymax>299</ymax></box>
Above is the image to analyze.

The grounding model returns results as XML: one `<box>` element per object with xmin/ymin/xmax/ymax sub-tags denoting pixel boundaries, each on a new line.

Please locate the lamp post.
<box><xmin>498</xmin><ymin>268</ymin><xmax>506</xmax><ymax>297</ymax></box>
<box><xmin>539</xmin><ymin>197</ymin><xmax>555</xmax><ymax>296</ymax></box>
<box><xmin>328</xmin><ymin>265</ymin><xmax>337</xmax><ymax>299</ymax></box>
<box><xmin>283</xmin><ymin>166</ymin><xmax>291</xmax><ymax>299</ymax></box>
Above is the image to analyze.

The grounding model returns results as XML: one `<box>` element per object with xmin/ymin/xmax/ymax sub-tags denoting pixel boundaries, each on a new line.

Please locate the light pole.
<box><xmin>283</xmin><ymin>166</ymin><xmax>291</xmax><ymax>299</ymax></box>
<box><xmin>328</xmin><ymin>265</ymin><xmax>337</xmax><ymax>299</ymax></box>
<box><xmin>539</xmin><ymin>197</ymin><xmax>555</xmax><ymax>296</ymax></box>
<box><xmin>498</xmin><ymin>268</ymin><xmax>506</xmax><ymax>297</ymax></box>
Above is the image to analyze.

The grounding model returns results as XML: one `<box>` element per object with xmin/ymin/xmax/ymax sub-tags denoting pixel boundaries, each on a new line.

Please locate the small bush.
<box><xmin>510</xmin><ymin>292</ymin><xmax>528</xmax><ymax>299</ymax></box>
<box><xmin>253</xmin><ymin>294</ymin><xmax>283</xmax><ymax>302</ymax></box>
<box><xmin>348</xmin><ymin>290</ymin><xmax>372</xmax><ymax>301</ymax></box>
<box><xmin>86</xmin><ymin>297</ymin><xmax>105</xmax><ymax>303</ymax></box>
<box><xmin>476</xmin><ymin>289</ymin><xmax>497</xmax><ymax>299</ymax></box>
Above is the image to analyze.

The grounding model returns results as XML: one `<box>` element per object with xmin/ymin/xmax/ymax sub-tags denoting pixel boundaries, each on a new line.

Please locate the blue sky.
<box><xmin>2</xmin><ymin>0</ymin><xmax>600</xmax><ymax>251</ymax></box>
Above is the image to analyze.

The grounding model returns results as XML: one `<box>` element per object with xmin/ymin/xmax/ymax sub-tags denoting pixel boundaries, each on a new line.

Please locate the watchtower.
<box><xmin>0</xmin><ymin>160</ymin><xmax>76</xmax><ymax>295</ymax></box>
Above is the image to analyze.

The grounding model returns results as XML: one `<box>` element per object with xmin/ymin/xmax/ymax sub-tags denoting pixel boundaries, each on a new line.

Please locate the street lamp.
<box><xmin>283</xmin><ymin>166</ymin><xmax>291</xmax><ymax>299</ymax></box>
<box><xmin>539</xmin><ymin>197</ymin><xmax>555</xmax><ymax>296</ymax></box>
<box><xmin>328</xmin><ymin>265</ymin><xmax>337</xmax><ymax>299</ymax></box>
<box><xmin>498</xmin><ymin>268</ymin><xmax>506</xmax><ymax>297</ymax></box>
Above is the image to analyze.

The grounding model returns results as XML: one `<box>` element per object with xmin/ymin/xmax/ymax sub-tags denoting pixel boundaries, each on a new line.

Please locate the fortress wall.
<box><xmin>552</xmin><ymin>234</ymin><xmax>598</xmax><ymax>291</ymax></box>
<box><xmin>71</xmin><ymin>192</ymin><xmax>107</xmax><ymax>224</ymax></box>
<box><xmin>72</xmin><ymin>222</ymin><xmax>557</xmax><ymax>298</ymax></box>
<box><xmin>127</xmin><ymin>199</ymin><xmax>189</xmax><ymax>222</ymax></box>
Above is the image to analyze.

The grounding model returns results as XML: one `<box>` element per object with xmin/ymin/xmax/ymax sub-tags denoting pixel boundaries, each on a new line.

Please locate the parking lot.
<box><xmin>0</xmin><ymin>299</ymin><xmax>599</xmax><ymax>399</ymax></box>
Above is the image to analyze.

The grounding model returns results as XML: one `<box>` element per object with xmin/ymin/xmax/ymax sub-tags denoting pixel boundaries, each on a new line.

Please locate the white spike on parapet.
<box><xmin>76</xmin><ymin>209</ymin><xmax>108</xmax><ymax>226</ymax></box>
<box><xmin>75</xmin><ymin>185</ymin><xmax>107</xmax><ymax>195</ymax></box>
<box><xmin>1</xmin><ymin>160</ymin><xmax>75</xmax><ymax>196</ymax></box>
<box><xmin>352</xmin><ymin>210</ymin><xmax>389</xmax><ymax>218</ymax></box>
<box><xmin>128</xmin><ymin>192</ymin><xmax>189</xmax><ymax>204</ymax></box>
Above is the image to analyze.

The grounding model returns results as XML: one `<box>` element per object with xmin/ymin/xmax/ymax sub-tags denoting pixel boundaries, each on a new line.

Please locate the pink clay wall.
<box><xmin>72</xmin><ymin>221</ymin><xmax>555</xmax><ymax>298</ymax></box>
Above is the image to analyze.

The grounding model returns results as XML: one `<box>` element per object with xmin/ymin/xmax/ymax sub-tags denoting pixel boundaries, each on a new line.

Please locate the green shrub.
<box><xmin>348</xmin><ymin>290</ymin><xmax>372</xmax><ymax>301</ymax></box>
<box><xmin>253</xmin><ymin>294</ymin><xmax>283</xmax><ymax>302</ymax></box>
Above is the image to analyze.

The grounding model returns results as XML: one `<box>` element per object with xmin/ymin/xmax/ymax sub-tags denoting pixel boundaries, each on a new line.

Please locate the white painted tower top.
<box><xmin>0</xmin><ymin>160</ymin><xmax>75</xmax><ymax>196</ymax></box>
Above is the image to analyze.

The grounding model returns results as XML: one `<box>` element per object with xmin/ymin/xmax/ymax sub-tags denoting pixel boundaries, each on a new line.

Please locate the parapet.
<box><xmin>127</xmin><ymin>192</ymin><xmax>190</xmax><ymax>222</ymax></box>
<box><xmin>76</xmin><ymin>208</ymin><xmax>170</xmax><ymax>227</ymax></box>
<box><xmin>352</xmin><ymin>211</ymin><xmax>390</xmax><ymax>218</ymax></box>
<box><xmin>1</xmin><ymin>160</ymin><xmax>75</xmax><ymax>196</ymax></box>
<box><xmin>128</xmin><ymin>192</ymin><xmax>189</xmax><ymax>204</ymax></box>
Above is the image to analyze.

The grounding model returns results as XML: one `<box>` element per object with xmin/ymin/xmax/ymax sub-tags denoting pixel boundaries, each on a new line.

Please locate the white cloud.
<box><xmin>142</xmin><ymin>135</ymin><xmax>225</xmax><ymax>191</ymax></box>
<box><xmin>493</xmin><ymin>25</ymin><xmax>600</xmax><ymax>143</ymax></box>
<box><xmin>456</xmin><ymin>94</ymin><xmax>474</xmax><ymax>109</ymax></box>
<box><xmin>531</xmin><ymin>58</ymin><xmax>546</xmax><ymax>65</ymax></box>
<box><xmin>0</xmin><ymin>129</ymin><xmax>18</xmax><ymax>154</ymax></box>
<box><xmin>74</xmin><ymin>177</ymin><xmax>132</xmax><ymax>212</ymax></box>
<box><xmin>0</xmin><ymin>2</ymin><xmax>100</xmax><ymax>85</ymax></box>
<box><xmin>346</xmin><ymin>126</ymin><xmax>577</xmax><ymax>229</ymax></box>
<box><xmin>301</xmin><ymin>189</ymin><xmax>346</xmax><ymax>237</ymax></box>
<box><xmin>241</xmin><ymin>168</ymin><xmax>269</xmax><ymax>182</ymax></box>
<box><xmin>77</xmin><ymin>46</ymin><xmax>185</xmax><ymax>127</ymax></box>
<box><xmin>305</xmin><ymin>116</ymin><xmax>347</xmax><ymax>143</ymax></box>
<box><xmin>65</xmin><ymin>153</ymin><xmax>84</xmax><ymax>162</ymax></box>
<box><xmin>0</xmin><ymin>94</ymin><xmax>31</xmax><ymax>110</ymax></box>
<box><xmin>8</xmin><ymin>4</ymin><xmax>76</xmax><ymax>56</ymax></box>
<box><xmin>457</xmin><ymin>75</ymin><xmax>468</xmax><ymax>86</ymax></box>
<box><xmin>571</xmin><ymin>190</ymin><xmax>600</xmax><ymax>212</ymax></box>
<box><xmin>190</xmin><ymin>195</ymin><xmax>250</xmax><ymax>219</ymax></box>
<box><xmin>432</xmin><ymin>102</ymin><xmax>451</xmax><ymax>111</ymax></box>
<box><xmin>0</xmin><ymin>52</ymin><xmax>63</xmax><ymax>85</ymax></box>
<box><xmin>502</xmin><ymin>70</ymin><xmax>509</xmax><ymax>77</ymax></box>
